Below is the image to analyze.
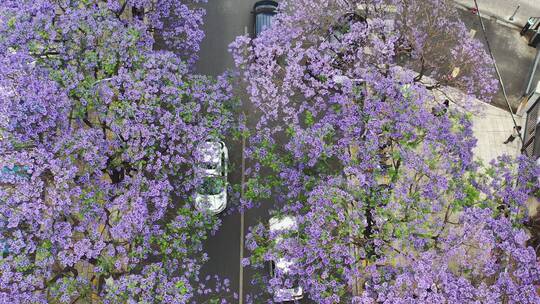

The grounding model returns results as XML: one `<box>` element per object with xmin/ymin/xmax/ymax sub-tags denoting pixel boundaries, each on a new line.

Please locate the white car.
<box><xmin>194</xmin><ymin>141</ymin><xmax>228</xmax><ymax>214</ymax></box>
<box><xmin>268</xmin><ymin>215</ymin><xmax>304</xmax><ymax>302</ymax></box>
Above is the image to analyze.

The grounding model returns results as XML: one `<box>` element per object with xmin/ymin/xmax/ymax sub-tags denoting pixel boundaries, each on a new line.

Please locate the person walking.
<box><xmin>503</xmin><ymin>126</ymin><xmax>522</xmax><ymax>144</ymax></box>
<box><xmin>432</xmin><ymin>99</ymin><xmax>450</xmax><ymax>117</ymax></box>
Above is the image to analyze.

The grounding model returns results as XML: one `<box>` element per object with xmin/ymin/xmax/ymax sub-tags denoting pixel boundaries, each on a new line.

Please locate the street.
<box><xmin>1</xmin><ymin>0</ymin><xmax>538</xmax><ymax>302</ymax></box>
<box><xmin>194</xmin><ymin>0</ymin><xmax>303</xmax><ymax>303</ymax></box>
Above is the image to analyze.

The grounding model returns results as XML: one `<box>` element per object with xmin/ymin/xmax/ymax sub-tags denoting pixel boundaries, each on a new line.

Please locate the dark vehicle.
<box><xmin>520</xmin><ymin>17</ymin><xmax>540</xmax><ymax>47</ymax></box>
<box><xmin>253</xmin><ymin>0</ymin><xmax>278</xmax><ymax>37</ymax></box>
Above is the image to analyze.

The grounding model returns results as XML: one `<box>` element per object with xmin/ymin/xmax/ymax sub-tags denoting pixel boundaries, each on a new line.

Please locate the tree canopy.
<box><xmin>231</xmin><ymin>0</ymin><xmax>540</xmax><ymax>302</ymax></box>
<box><xmin>0</xmin><ymin>0</ymin><xmax>235</xmax><ymax>302</ymax></box>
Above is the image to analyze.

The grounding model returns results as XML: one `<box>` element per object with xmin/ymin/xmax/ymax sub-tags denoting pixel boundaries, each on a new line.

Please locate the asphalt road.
<box><xmin>193</xmin><ymin>0</ymin><xmax>315</xmax><ymax>302</ymax></box>
<box><xmin>193</xmin><ymin>0</ymin><xmax>300</xmax><ymax>303</ymax></box>
<box><xmin>195</xmin><ymin>0</ymin><xmax>255</xmax><ymax>77</ymax></box>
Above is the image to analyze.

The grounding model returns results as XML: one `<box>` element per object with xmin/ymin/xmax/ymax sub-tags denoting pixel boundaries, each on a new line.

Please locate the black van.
<box><xmin>253</xmin><ymin>0</ymin><xmax>278</xmax><ymax>37</ymax></box>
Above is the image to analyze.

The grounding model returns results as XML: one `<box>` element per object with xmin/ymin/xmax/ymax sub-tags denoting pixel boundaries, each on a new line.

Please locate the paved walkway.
<box><xmin>431</xmin><ymin>86</ymin><xmax>523</xmax><ymax>163</ymax></box>
<box><xmin>469</xmin><ymin>100</ymin><xmax>523</xmax><ymax>163</ymax></box>
<box><xmin>435</xmin><ymin>89</ymin><xmax>540</xmax><ymax>214</ymax></box>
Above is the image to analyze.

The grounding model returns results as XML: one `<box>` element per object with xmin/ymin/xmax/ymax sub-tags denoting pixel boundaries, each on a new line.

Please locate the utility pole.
<box><xmin>509</xmin><ymin>4</ymin><xmax>520</xmax><ymax>21</ymax></box>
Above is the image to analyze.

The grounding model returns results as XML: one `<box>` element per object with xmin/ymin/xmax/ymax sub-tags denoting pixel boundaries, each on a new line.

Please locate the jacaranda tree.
<box><xmin>231</xmin><ymin>0</ymin><xmax>540</xmax><ymax>302</ymax></box>
<box><xmin>0</xmin><ymin>0</ymin><xmax>236</xmax><ymax>302</ymax></box>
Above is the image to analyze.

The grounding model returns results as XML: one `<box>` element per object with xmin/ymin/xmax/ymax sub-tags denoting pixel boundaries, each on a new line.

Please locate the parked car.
<box><xmin>268</xmin><ymin>215</ymin><xmax>303</xmax><ymax>302</ymax></box>
<box><xmin>194</xmin><ymin>141</ymin><xmax>228</xmax><ymax>214</ymax></box>
<box><xmin>253</xmin><ymin>0</ymin><xmax>278</xmax><ymax>37</ymax></box>
<box><xmin>0</xmin><ymin>217</ymin><xmax>7</xmax><ymax>257</ymax></box>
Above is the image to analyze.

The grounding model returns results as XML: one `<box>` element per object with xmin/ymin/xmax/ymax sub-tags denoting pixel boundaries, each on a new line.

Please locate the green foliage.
<box><xmin>254</xmin><ymin>139</ymin><xmax>282</xmax><ymax>172</ymax></box>
<box><xmin>127</xmin><ymin>27</ymin><xmax>141</xmax><ymax>43</ymax></box>
<box><xmin>48</xmin><ymin>277</ymin><xmax>92</xmax><ymax>302</ymax></box>
<box><xmin>285</xmin><ymin>125</ymin><xmax>296</xmax><ymax>137</ymax></box>
<box><xmin>250</xmin><ymin>245</ymin><xmax>268</xmax><ymax>265</ymax></box>
<box><xmin>455</xmin><ymin>182</ymin><xmax>480</xmax><ymax>209</ymax></box>
<box><xmin>304</xmin><ymin>110</ymin><xmax>315</xmax><ymax>127</ymax></box>
<box><xmin>317</xmin><ymin>75</ymin><xmax>328</xmax><ymax>82</ymax></box>
<box><xmin>175</xmin><ymin>280</ymin><xmax>188</xmax><ymax>295</ymax></box>
<box><xmin>14</xmin><ymin>255</ymin><xmax>34</xmax><ymax>272</ymax></box>
<box><xmin>145</xmin><ymin>207</ymin><xmax>216</xmax><ymax>269</ymax></box>
<box><xmin>35</xmin><ymin>240</ymin><xmax>52</xmax><ymax>263</ymax></box>
<box><xmin>243</xmin><ymin>177</ymin><xmax>276</xmax><ymax>201</ymax></box>
<box><xmin>7</xmin><ymin>17</ymin><xmax>16</xmax><ymax>29</ymax></box>
<box><xmin>103</xmin><ymin>54</ymin><xmax>119</xmax><ymax>76</ymax></box>
<box><xmin>97</xmin><ymin>255</ymin><xmax>116</xmax><ymax>274</ymax></box>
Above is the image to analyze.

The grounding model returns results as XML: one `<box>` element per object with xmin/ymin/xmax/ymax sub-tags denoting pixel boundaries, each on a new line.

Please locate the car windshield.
<box><xmin>198</xmin><ymin>176</ymin><xmax>225</xmax><ymax>195</ymax></box>
<box><xmin>200</xmin><ymin>161</ymin><xmax>219</xmax><ymax>170</ymax></box>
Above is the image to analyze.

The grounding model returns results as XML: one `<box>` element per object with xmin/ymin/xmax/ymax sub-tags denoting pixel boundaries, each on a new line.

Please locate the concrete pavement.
<box><xmin>470</xmin><ymin>102</ymin><xmax>523</xmax><ymax>162</ymax></box>
<box><xmin>432</xmin><ymin>86</ymin><xmax>523</xmax><ymax>162</ymax></box>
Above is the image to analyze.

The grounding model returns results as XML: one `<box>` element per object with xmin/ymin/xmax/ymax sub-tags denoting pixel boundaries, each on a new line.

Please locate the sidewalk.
<box><xmin>431</xmin><ymin>86</ymin><xmax>523</xmax><ymax>163</ymax></box>
<box><xmin>469</xmin><ymin>101</ymin><xmax>523</xmax><ymax>162</ymax></box>
<box><xmin>454</xmin><ymin>0</ymin><xmax>540</xmax><ymax>28</ymax></box>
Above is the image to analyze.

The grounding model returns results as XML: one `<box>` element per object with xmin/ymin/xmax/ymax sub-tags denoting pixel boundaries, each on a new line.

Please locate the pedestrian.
<box><xmin>503</xmin><ymin>126</ymin><xmax>522</xmax><ymax>144</ymax></box>
<box><xmin>432</xmin><ymin>99</ymin><xmax>450</xmax><ymax>117</ymax></box>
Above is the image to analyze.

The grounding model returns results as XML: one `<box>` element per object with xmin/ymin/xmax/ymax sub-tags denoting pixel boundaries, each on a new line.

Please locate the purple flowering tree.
<box><xmin>0</xmin><ymin>0</ymin><xmax>236</xmax><ymax>302</ymax></box>
<box><xmin>231</xmin><ymin>0</ymin><xmax>540</xmax><ymax>302</ymax></box>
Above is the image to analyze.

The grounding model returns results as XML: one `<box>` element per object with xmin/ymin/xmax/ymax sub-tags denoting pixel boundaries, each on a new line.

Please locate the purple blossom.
<box><xmin>0</xmin><ymin>0</ymin><xmax>237</xmax><ymax>302</ymax></box>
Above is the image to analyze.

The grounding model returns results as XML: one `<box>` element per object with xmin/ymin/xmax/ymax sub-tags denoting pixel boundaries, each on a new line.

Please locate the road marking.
<box><xmin>469</xmin><ymin>29</ymin><xmax>477</xmax><ymax>38</ymax></box>
<box><xmin>239</xmin><ymin>117</ymin><xmax>247</xmax><ymax>304</ymax></box>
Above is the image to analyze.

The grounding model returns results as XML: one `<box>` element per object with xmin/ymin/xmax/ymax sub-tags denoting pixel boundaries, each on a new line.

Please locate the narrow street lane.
<box><xmin>195</xmin><ymin>0</ymin><xmax>255</xmax><ymax>77</ymax></box>
<box><xmin>194</xmin><ymin>0</ymin><xmax>278</xmax><ymax>302</ymax></box>
<box><xmin>193</xmin><ymin>1</ymin><xmax>314</xmax><ymax>302</ymax></box>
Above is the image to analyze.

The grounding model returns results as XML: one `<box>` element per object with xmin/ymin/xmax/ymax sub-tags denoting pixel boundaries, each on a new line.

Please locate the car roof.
<box><xmin>198</xmin><ymin>141</ymin><xmax>223</xmax><ymax>163</ymax></box>
<box><xmin>254</xmin><ymin>0</ymin><xmax>278</xmax><ymax>15</ymax></box>
<box><xmin>269</xmin><ymin>215</ymin><xmax>297</xmax><ymax>232</ymax></box>
<box><xmin>254</xmin><ymin>0</ymin><xmax>278</xmax><ymax>9</ymax></box>
<box><xmin>275</xmin><ymin>257</ymin><xmax>294</xmax><ymax>272</ymax></box>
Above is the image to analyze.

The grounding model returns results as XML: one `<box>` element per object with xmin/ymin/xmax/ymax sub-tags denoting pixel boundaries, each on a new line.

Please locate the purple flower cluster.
<box><xmin>0</xmin><ymin>0</ymin><xmax>236</xmax><ymax>302</ymax></box>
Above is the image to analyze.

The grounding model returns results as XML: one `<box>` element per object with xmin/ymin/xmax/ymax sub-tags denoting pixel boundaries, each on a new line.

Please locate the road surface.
<box><xmin>194</xmin><ymin>0</ymin><xmax>312</xmax><ymax>303</ymax></box>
